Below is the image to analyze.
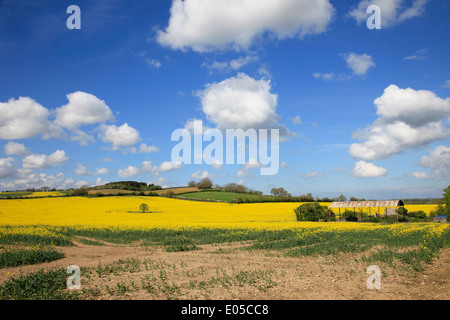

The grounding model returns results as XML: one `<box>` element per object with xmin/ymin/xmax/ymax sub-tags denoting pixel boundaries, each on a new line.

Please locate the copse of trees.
<box><xmin>270</xmin><ymin>187</ymin><xmax>291</xmax><ymax>197</ymax></box>
<box><xmin>70</xmin><ymin>187</ymin><xmax>88</xmax><ymax>196</ymax></box>
<box><xmin>95</xmin><ymin>181</ymin><xmax>162</xmax><ymax>191</ymax></box>
<box><xmin>197</xmin><ymin>178</ymin><xmax>213</xmax><ymax>189</ymax></box>
<box><xmin>222</xmin><ymin>183</ymin><xmax>262</xmax><ymax>195</ymax></box>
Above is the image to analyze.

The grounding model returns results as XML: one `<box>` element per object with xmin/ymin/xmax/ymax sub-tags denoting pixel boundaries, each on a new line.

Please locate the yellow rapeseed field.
<box><xmin>0</xmin><ymin>196</ymin><xmax>441</xmax><ymax>231</ymax></box>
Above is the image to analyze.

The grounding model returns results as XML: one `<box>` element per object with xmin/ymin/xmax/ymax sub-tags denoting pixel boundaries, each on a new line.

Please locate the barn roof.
<box><xmin>329</xmin><ymin>200</ymin><xmax>404</xmax><ymax>208</ymax></box>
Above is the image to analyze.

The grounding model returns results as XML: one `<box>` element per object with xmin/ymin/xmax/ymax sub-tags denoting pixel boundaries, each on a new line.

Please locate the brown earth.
<box><xmin>0</xmin><ymin>238</ymin><xmax>448</xmax><ymax>300</ymax></box>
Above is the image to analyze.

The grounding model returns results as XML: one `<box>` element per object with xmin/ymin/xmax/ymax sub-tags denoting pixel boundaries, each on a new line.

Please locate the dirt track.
<box><xmin>1</xmin><ymin>238</ymin><xmax>448</xmax><ymax>300</ymax></box>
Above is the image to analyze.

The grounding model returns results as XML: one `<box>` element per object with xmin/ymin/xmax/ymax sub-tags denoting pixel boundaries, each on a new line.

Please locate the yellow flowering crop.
<box><xmin>0</xmin><ymin>197</ymin><xmax>444</xmax><ymax>233</ymax></box>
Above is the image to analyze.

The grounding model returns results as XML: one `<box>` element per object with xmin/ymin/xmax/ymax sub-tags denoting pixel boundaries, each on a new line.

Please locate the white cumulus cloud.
<box><xmin>100</xmin><ymin>123</ymin><xmax>142</xmax><ymax>150</ymax></box>
<box><xmin>4</xmin><ymin>142</ymin><xmax>30</xmax><ymax>156</ymax></box>
<box><xmin>191</xmin><ymin>170</ymin><xmax>214</xmax><ymax>179</ymax></box>
<box><xmin>0</xmin><ymin>97</ymin><xmax>61</xmax><ymax>140</ymax></box>
<box><xmin>22</xmin><ymin>150</ymin><xmax>68</xmax><ymax>170</ymax></box>
<box><xmin>349</xmin><ymin>85</ymin><xmax>450</xmax><ymax>161</ymax></box>
<box><xmin>55</xmin><ymin>91</ymin><xmax>115</xmax><ymax>130</ymax></box>
<box><xmin>157</xmin><ymin>0</ymin><xmax>335</xmax><ymax>52</ymax></box>
<box><xmin>202</xmin><ymin>56</ymin><xmax>258</xmax><ymax>73</ymax></box>
<box><xmin>198</xmin><ymin>73</ymin><xmax>293</xmax><ymax>137</ymax></box>
<box><xmin>348</xmin><ymin>0</ymin><xmax>429</xmax><ymax>28</ymax></box>
<box><xmin>352</xmin><ymin>160</ymin><xmax>387</xmax><ymax>178</ymax></box>
<box><xmin>417</xmin><ymin>145</ymin><xmax>450</xmax><ymax>180</ymax></box>
<box><xmin>341</xmin><ymin>52</ymin><xmax>375</xmax><ymax>76</ymax></box>
<box><xmin>0</xmin><ymin>157</ymin><xmax>18</xmax><ymax>179</ymax></box>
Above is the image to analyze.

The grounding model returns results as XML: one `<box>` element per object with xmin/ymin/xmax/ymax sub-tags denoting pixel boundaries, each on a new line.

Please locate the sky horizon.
<box><xmin>0</xmin><ymin>0</ymin><xmax>449</xmax><ymax>200</ymax></box>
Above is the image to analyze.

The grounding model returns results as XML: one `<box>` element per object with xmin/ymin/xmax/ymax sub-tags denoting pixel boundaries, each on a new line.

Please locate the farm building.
<box><xmin>433</xmin><ymin>215</ymin><xmax>448</xmax><ymax>223</ymax></box>
<box><xmin>329</xmin><ymin>200</ymin><xmax>405</xmax><ymax>221</ymax></box>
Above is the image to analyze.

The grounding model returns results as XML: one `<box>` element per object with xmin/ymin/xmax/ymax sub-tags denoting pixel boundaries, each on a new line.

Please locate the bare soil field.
<box><xmin>1</xmin><ymin>237</ymin><xmax>448</xmax><ymax>300</ymax></box>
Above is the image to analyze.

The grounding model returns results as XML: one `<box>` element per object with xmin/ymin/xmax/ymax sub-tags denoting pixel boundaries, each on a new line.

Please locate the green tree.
<box><xmin>187</xmin><ymin>181</ymin><xmax>197</xmax><ymax>187</ymax></box>
<box><xmin>441</xmin><ymin>185</ymin><xmax>450</xmax><ymax>219</ymax></box>
<box><xmin>164</xmin><ymin>190</ymin><xmax>175</xmax><ymax>198</ymax></box>
<box><xmin>443</xmin><ymin>185</ymin><xmax>450</xmax><ymax>207</ymax></box>
<box><xmin>139</xmin><ymin>203</ymin><xmax>149</xmax><ymax>213</ymax></box>
<box><xmin>197</xmin><ymin>178</ymin><xmax>213</xmax><ymax>189</ymax></box>
<box><xmin>71</xmin><ymin>187</ymin><xmax>88</xmax><ymax>196</ymax></box>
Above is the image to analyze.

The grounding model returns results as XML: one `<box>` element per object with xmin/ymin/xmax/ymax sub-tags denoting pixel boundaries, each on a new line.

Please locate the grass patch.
<box><xmin>0</xmin><ymin>246</ymin><xmax>65</xmax><ymax>268</ymax></box>
<box><xmin>0</xmin><ymin>268</ymin><xmax>80</xmax><ymax>300</ymax></box>
<box><xmin>176</xmin><ymin>191</ymin><xmax>267</xmax><ymax>202</ymax></box>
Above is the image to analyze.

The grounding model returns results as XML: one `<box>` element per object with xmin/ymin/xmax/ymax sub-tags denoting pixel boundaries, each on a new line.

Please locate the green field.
<box><xmin>0</xmin><ymin>192</ymin><xmax>33</xmax><ymax>198</ymax></box>
<box><xmin>176</xmin><ymin>190</ymin><xmax>270</xmax><ymax>202</ymax></box>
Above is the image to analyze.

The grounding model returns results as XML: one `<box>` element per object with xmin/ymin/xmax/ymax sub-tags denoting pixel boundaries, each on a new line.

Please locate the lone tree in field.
<box><xmin>139</xmin><ymin>203</ymin><xmax>149</xmax><ymax>213</ymax></box>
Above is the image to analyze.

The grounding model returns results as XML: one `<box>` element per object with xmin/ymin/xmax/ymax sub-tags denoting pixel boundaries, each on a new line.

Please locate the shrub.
<box><xmin>164</xmin><ymin>190</ymin><xmax>175</xmax><ymax>198</ymax></box>
<box><xmin>294</xmin><ymin>203</ymin><xmax>332</xmax><ymax>222</ymax></box>
<box><xmin>409</xmin><ymin>210</ymin><xmax>427</xmax><ymax>220</ymax></box>
<box><xmin>71</xmin><ymin>188</ymin><xmax>88</xmax><ymax>196</ymax></box>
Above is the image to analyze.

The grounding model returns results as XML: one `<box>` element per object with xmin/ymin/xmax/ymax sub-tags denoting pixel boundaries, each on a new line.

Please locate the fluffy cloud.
<box><xmin>55</xmin><ymin>91</ymin><xmax>115</xmax><ymax>129</ymax></box>
<box><xmin>158</xmin><ymin>161</ymin><xmax>183</xmax><ymax>173</ymax></box>
<box><xmin>312</xmin><ymin>72</ymin><xmax>336</xmax><ymax>81</ymax></box>
<box><xmin>198</xmin><ymin>73</ymin><xmax>292</xmax><ymax>137</ymax></box>
<box><xmin>1</xmin><ymin>92</ymin><xmax>117</xmax><ymax>146</ymax></box>
<box><xmin>416</xmin><ymin>145</ymin><xmax>450</xmax><ymax>179</ymax></box>
<box><xmin>100</xmin><ymin>123</ymin><xmax>142</xmax><ymax>150</ymax></box>
<box><xmin>22</xmin><ymin>150</ymin><xmax>68</xmax><ymax>170</ymax></box>
<box><xmin>349</xmin><ymin>85</ymin><xmax>450</xmax><ymax>161</ymax></box>
<box><xmin>118</xmin><ymin>165</ymin><xmax>141</xmax><ymax>178</ymax></box>
<box><xmin>191</xmin><ymin>170</ymin><xmax>214</xmax><ymax>179</ymax></box>
<box><xmin>145</xmin><ymin>58</ymin><xmax>162</xmax><ymax>69</ymax></box>
<box><xmin>352</xmin><ymin>160</ymin><xmax>387</xmax><ymax>178</ymax></box>
<box><xmin>341</xmin><ymin>52</ymin><xmax>375</xmax><ymax>76</ymax></box>
<box><xmin>118</xmin><ymin>160</ymin><xmax>183</xmax><ymax>178</ymax></box>
<box><xmin>375</xmin><ymin>85</ymin><xmax>450</xmax><ymax>127</ymax></box>
<box><xmin>348</xmin><ymin>0</ymin><xmax>429</xmax><ymax>28</ymax></box>
<box><xmin>202</xmin><ymin>56</ymin><xmax>258</xmax><ymax>73</ymax></box>
<box><xmin>157</xmin><ymin>0</ymin><xmax>335</xmax><ymax>52</ymax></box>
<box><xmin>129</xmin><ymin>143</ymin><xmax>160</xmax><ymax>154</ymax></box>
<box><xmin>0</xmin><ymin>97</ymin><xmax>61</xmax><ymax>140</ymax></box>
<box><xmin>0</xmin><ymin>171</ymin><xmax>80</xmax><ymax>191</ymax></box>
<box><xmin>4</xmin><ymin>142</ymin><xmax>30</xmax><ymax>156</ymax></box>
<box><xmin>0</xmin><ymin>157</ymin><xmax>18</xmax><ymax>179</ymax></box>
<box><xmin>410</xmin><ymin>171</ymin><xmax>431</xmax><ymax>179</ymax></box>
<box><xmin>75</xmin><ymin>163</ymin><xmax>109</xmax><ymax>176</ymax></box>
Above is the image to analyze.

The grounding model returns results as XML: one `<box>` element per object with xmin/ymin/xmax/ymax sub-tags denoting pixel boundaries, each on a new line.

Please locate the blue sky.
<box><xmin>0</xmin><ymin>0</ymin><xmax>449</xmax><ymax>199</ymax></box>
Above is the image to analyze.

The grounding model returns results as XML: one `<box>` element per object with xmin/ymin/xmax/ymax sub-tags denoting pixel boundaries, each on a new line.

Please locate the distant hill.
<box><xmin>89</xmin><ymin>181</ymin><xmax>162</xmax><ymax>192</ymax></box>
